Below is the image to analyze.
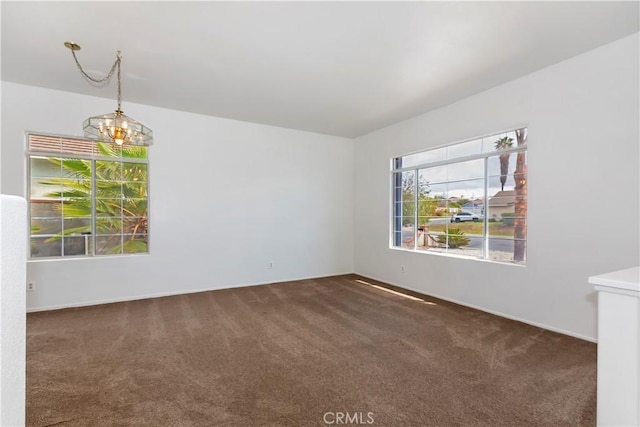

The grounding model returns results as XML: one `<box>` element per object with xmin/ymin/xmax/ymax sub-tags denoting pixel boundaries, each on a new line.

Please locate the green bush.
<box><xmin>436</xmin><ymin>228</ymin><xmax>470</xmax><ymax>248</ymax></box>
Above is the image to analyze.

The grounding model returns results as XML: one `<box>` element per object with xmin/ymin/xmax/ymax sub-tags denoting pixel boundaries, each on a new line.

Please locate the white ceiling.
<box><xmin>2</xmin><ymin>1</ymin><xmax>638</xmax><ymax>138</ymax></box>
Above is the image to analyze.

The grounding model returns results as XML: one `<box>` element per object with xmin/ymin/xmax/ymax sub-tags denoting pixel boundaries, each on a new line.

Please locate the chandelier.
<box><xmin>64</xmin><ymin>42</ymin><xmax>153</xmax><ymax>146</ymax></box>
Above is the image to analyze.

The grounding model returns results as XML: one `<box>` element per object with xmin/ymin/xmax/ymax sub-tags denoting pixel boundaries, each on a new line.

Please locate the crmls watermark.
<box><xmin>323</xmin><ymin>411</ymin><xmax>375</xmax><ymax>425</ymax></box>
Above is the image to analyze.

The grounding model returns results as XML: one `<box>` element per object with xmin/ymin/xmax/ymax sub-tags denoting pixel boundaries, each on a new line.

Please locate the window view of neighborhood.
<box><xmin>392</xmin><ymin>128</ymin><xmax>527</xmax><ymax>264</ymax></box>
<box><xmin>28</xmin><ymin>134</ymin><xmax>149</xmax><ymax>258</ymax></box>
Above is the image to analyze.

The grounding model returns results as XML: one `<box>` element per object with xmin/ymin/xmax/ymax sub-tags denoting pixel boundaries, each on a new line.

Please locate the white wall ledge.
<box><xmin>590</xmin><ymin>266</ymin><xmax>640</xmax><ymax>427</ymax></box>
<box><xmin>0</xmin><ymin>194</ymin><xmax>27</xmax><ymax>426</ymax></box>
<box><xmin>589</xmin><ymin>266</ymin><xmax>640</xmax><ymax>293</ymax></box>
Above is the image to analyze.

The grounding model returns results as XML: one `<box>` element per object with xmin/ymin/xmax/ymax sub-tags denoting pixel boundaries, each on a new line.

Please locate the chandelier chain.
<box><xmin>71</xmin><ymin>50</ymin><xmax>122</xmax><ymax>110</ymax></box>
<box><xmin>116</xmin><ymin>53</ymin><xmax>121</xmax><ymax>111</ymax></box>
<box><xmin>70</xmin><ymin>50</ymin><xmax>120</xmax><ymax>84</ymax></box>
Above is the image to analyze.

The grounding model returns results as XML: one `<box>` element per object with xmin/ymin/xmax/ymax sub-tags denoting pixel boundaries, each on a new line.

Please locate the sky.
<box><xmin>397</xmin><ymin>129</ymin><xmax>526</xmax><ymax>199</ymax></box>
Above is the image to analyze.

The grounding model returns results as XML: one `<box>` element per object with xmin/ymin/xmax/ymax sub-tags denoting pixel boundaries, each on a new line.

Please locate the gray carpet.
<box><xmin>26</xmin><ymin>275</ymin><xmax>596</xmax><ymax>426</ymax></box>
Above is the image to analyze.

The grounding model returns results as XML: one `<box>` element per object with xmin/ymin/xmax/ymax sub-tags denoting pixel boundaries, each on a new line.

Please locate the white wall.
<box><xmin>0</xmin><ymin>195</ymin><xmax>27</xmax><ymax>426</ymax></box>
<box><xmin>354</xmin><ymin>33</ymin><xmax>640</xmax><ymax>341</ymax></box>
<box><xmin>2</xmin><ymin>35</ymin><xmax>637</xmax><ymax>341</ymax></box>
<box><xmin>1</xmin><ymin>82</ymin><xmax>354</xmax><ymax>311</ymax></box>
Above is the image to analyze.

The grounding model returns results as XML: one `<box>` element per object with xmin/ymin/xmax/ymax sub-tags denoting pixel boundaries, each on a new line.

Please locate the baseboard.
<box><xmin>354</xmin><ymin>273</ymin><xmax>597</xmax><ymax>344</ymax></box>
<box><xmin>25</xmin><ymin>272</ymin><xmax>354</xmax><ymax>313</ymax></box>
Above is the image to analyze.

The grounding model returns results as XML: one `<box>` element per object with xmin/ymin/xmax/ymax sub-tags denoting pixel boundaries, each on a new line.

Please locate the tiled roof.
<box><xmin>489</xmin><ymin>190</ymin><xmax>516</xmax><ymax>207</ymax></box>
<box><xmin>29</xmin><ymin>134</ymin><xmax>95</xmax><ymax>155</ymax></box>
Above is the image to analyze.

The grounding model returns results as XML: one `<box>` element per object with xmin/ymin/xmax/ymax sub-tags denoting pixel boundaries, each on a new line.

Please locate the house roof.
<box><xmin>488</xmin><ymin>190</ymin><xmax>516</xmax><ymax>207</ymax></box>
<box><xmin>462</xmin><ymin>201</ymin><xmax>483</xmax><ymax>208</ymax></box>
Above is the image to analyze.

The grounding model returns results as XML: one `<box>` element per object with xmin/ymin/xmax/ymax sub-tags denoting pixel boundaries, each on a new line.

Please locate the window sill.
<box><xmin>27</xmin><ymin>253</ymin><xmax>150</xmax><ymax>263</ymax></box>
<box><xmin>388</xmin><ymin>246</ymin><xmax>525</xmax><ymax>267</ymax></box>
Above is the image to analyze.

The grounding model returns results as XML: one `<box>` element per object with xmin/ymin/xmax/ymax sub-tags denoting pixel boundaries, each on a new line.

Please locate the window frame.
<box><xmin>390</xmin><ymin>128</ymin><xmax>527</xmax><ymax>265</ymax></box>
<box><xmin>26</xmin><ymin>131</ymin><xmax>151</xmax><ymax>260</ymax></box>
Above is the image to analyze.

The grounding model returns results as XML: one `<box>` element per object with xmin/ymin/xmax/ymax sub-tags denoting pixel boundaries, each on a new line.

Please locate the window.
<box><xmin>28</xmin><ymin>133</ymin><xmax>149</xmax><ymax>258</ymax></box>
<box><xmin>392</xmin><ymin>128</ymin><xmax>527</xmax><ymax>264</ymax></box>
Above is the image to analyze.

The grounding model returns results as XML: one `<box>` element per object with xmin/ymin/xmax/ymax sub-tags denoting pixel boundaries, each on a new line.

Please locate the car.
<box><xmin>451</xmin><ymin>212</ymin><xmax>480</xmax><ymax>223</ymax></box>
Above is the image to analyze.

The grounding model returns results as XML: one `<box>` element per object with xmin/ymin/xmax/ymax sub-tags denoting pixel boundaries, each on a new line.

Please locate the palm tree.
<box><xmin>40</xmin><ymin>143</ymin><xmax>148</xmax><ymax>254</ymax></box>
<box><xmin>494</xmin><ymin>136</ymin><xmax>514</xmax><ymax>191</ymax></box>
<box><xmin>513</xmin><ymin>129</ymin><xmax>527</xmax><ymax>262</ymax></box>
<box><xmin>494</xmin><ymin>131</ymin><xmax>527</xmax><ymax>263</ymax></box>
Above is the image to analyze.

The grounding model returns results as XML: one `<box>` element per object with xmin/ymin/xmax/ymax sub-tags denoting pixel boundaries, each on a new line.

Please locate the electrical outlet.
<box><xmin>401</xmin><ymin>265</ymin><xmax>405</xmax><ymax>272</ymax></box>
<box><xmin>27</xmin><ymin>281</ymin><xmax>36</xmax><ymax>292</ymax></box>
<box><xmin>269</xmin><ymin>262</ymin><xmax>274</xmax><ymax>269</ymax></box>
